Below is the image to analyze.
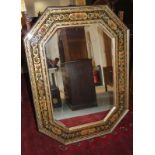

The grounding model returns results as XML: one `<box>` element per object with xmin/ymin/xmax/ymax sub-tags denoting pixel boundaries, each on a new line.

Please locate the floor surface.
<box><xmin>21</xmin><ymin>74</ymin><xmax>133</xmax><ymax>155</ymax></box>
<box><xmin>54</xmin><ymin>91</ymin><xmax>113</xmax><ymax>120</ymax></box>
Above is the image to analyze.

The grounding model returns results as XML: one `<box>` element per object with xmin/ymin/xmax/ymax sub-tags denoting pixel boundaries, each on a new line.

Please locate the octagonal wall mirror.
<box><xmin>24</xmin><ymin>5</ymin><xmax>129</xmax><ymax>144</ymax></box>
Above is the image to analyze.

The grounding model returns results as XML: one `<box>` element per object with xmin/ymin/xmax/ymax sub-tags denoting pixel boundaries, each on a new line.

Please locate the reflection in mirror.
<box><xmin>45</xmin><ymin>24</ymin><xmax>114</xmax><ymax>127</ymax></box>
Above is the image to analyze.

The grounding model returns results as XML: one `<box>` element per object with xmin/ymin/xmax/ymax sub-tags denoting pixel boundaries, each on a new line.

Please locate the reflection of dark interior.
<box><xmin>58</xmin><ymin>27</ymin><xmax>97</xmax><ymax>110</ymax></box>
<box><xmin>103</xmin><ymin>66</ymin><xmax>113</xmax><ymax>92</ymax></box>
<box><xmin>61</xmin><ymin>59</ymin><xmax>97</xmax><ymax>110</ymax></box>
<box><xmin>58</xmin><ymin>27</ymin><xmax>88</xmax><ymax>63</ymax></box>
<box><xmin>101</xmin><ymin>31</ymin><xmax>113</xmax><ymax>91</ymax></box>
<box><xmin>50</xmin><ymin>73</ymin><xmax>62</xmax><ymax>108</ymax></box>
<box><xmin>56</xmin><ymin>26</ymin><xmax>114</xmax><ymax>111</ymax></box>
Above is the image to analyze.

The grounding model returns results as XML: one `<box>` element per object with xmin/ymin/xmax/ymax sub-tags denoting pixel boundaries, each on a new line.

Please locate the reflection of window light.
<box><xmin>27</xmin><ymin>33</ymin><xmax>33</xmax><ymax>40</ymax></box>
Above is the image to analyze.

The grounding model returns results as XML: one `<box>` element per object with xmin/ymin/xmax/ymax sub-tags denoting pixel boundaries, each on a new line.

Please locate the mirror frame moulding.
<box><xmin>24</xmin><ymin>5</ymin><xmax>129</xmax><ymax>144</ymax></box>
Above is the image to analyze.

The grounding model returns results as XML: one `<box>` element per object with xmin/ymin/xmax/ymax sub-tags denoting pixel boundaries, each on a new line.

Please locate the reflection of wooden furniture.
<box><xmin>58</xmin><ymin>27</ymin><xmax>88</xmax><ymax>63</ymax></box>
<box><xmin>103</xmin><ymin>66</ymin><xmax>113</xmax><ymax>92</ymax></box>
<box><xmin>61</xmin><ymin>59</ymin><xmax>97</xmax><ymax>110</ymax></box>
<box><xmin>48</xmin><ymin>68</ymin><xmax>58</xmax><ymax>87</ymax></box>
<box><xmin>102</xmin><ymin>32</ymin><xmax>112</xmax><ymax>66</ymax></box>
<box><xmin>48</xmin><ymin>68</ymin><xmax>62</xmax><ymax>107</ymax></box>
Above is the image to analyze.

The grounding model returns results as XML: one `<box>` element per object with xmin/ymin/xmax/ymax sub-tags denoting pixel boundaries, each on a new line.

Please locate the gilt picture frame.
<box><xmin>24</xmin><ymin>5</ymin><xmax>129</xmax><ymax>144</ymax></box>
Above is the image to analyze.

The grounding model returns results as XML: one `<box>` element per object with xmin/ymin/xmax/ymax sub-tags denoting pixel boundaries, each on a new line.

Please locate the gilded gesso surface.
<box><xmin>24</xmin><ymin>5</ymin><xmax>129</xmax><ymax>144</ymax></box>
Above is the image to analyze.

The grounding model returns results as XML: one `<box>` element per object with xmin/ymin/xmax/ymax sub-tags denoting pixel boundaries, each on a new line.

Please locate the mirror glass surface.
<box><xmin>45</xmin><ymin>24</ymin><xmax>114</xmax><ymax>127</ymax></box>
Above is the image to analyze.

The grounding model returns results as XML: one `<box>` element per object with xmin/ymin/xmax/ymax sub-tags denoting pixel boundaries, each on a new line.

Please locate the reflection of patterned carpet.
<box><xmin>59</xmin><ymin>110</ymin><xmax>110</xmax><ymax>127</ymax></box>
<box><xmin>22</xmin><ymin>74</ymin><xmax>133</xmax><ymax>155</ymax></box>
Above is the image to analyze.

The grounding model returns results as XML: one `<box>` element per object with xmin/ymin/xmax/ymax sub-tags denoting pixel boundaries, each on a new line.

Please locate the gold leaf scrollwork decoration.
<box><xmin>52</xmin><ymin>127</ymin><xmax>62</xmax><ymax>135</ymax></box>
<box><xmin>81</xmin><ymin>128</ymin><xmax>96</xmax><ymax>136</ymax></box>
<box><xmin>69</xmin><ymin>13</ymin><xmax>88</xmax><ymax>20</ymax></box>
<box><xmin>107</xmin><ymin>20</ymin><xmax>117</xmax><ymax>30</ymax></box>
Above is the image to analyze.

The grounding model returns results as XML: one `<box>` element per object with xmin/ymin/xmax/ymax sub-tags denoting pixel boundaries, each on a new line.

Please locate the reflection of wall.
<box><xmin>45</xmin><ymin>32</ymin><xmax>64</xmax><ymax>91</ymax></box>
<box><xmin>85</xmin><ymin>25</ymin><xmax>104</xmax><ymax>66</ymax></box>
<box><xmin>46</xmin><ymin>33</ymin><xmax>59</xmax><ymax>59</ymax></box>
<box><xmin>85</xmin><ymin>24</ymin><xmax>112</xmax><ymax>85</ymax></box>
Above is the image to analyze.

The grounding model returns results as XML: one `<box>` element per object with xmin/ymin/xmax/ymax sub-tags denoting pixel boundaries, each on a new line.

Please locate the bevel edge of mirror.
<box><xmin>40</xmin><ymin>27</ymin><xmax>118</xmax><ymax>130</ymax></box>
<box><xmin>41</xmin><ymin>23</ymin><xmax>116</xmax><ymax>131</ymax></box>
<box><xmin>68</xmin><ymin>106</ymin><xmax>117</xmax><ymax>131</ymax></box>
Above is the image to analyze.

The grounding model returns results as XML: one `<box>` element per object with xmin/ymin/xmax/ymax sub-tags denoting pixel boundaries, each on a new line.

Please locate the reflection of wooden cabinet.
<box><xmin>102</xmin><ymin>32</ymin><xmax>112</xmax><ymax>66</ymax></box>
<box><xmin>103</xmin><ymin>66</ymin><xmax>113</xmax><ymax>92</ymax></box>
<box><xmin>58</xmin><ymin>27</ymin><xmax>88</xmax><ymax>63</ymax></box>
<box><xmin>61</xmin><ymin>59</ymin><xmax>97</xmax><ymax>110</ymax></box>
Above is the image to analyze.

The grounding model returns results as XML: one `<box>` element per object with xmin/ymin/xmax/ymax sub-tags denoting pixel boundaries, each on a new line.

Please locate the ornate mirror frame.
<box><xmin>24</xmin><ymin>5</ymin><xmax>129</xmax><ymax>144</ymax></box>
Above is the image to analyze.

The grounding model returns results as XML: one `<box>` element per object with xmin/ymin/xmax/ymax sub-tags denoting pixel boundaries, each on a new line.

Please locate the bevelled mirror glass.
<box><xmin>45</xmin><ymin>24</ymin><xmax>114</xmax><ymax>128</ymax></box>
<box><xmin>24</xmin><ymin>5</ymin><xmax>129</xmax><ymax>144</ymax></box>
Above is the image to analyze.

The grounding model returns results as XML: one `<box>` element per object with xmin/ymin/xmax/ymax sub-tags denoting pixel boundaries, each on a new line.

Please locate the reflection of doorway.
<box><xmin>102</xmin><ymin>32</ymin><xmax>112</xmax><ymax>67</ymax></box>
<box><xmin>85</xmin><ymin>25</ymin><xmax>112</xmax><ymax>86</ymax></box>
